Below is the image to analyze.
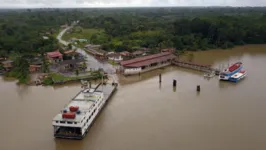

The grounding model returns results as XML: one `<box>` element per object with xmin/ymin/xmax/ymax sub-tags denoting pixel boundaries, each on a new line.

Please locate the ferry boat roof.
<box><xmin>222</xmin><ymin>62</ymin><xmax>242</xmax><ymax>73</ymax></box>
<box><xmin>230</xmin><ymin>72</ymin><xmax>245</xmax><ymax>79</ymax></box>
<box><xmin>53</xmin><ymin>88</ymin><xmax>103</xmax><ymax>122</ymax></box>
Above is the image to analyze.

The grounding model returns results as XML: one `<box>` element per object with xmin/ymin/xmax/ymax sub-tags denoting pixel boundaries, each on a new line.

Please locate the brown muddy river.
<box><xmin>1</xmin><ymin>45</ymin><xmax>266</xmax><ymax>150</ymax></box>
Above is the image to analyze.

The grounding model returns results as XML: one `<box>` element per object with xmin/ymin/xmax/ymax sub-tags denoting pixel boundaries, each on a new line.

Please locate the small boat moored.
<box><xmin>229</xmin><ymin>70</ymin><xmax>247</xmax><ymax>83</ymax></box>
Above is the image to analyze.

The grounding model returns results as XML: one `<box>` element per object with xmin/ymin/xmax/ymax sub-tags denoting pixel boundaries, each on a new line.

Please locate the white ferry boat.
<box><xmin>52</xmin><ymin>85</ymin><xmax>109</xmax><ymax>139</ymax></box>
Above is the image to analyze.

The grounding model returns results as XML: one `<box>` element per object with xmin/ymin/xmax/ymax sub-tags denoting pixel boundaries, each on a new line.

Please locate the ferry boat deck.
<box><xmin>53</xmin><ymin>88</ymin><xmax>102</xmax><ymax>123</ymax></box>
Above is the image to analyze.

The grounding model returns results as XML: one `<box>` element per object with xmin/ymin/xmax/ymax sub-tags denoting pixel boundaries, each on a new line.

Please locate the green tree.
<box><xmin>75</xmin><ymin>69</ymin><xmax>79</xmax><ymax>76</ymax></box>
<box><xmin>10</xmin><ymin>56</ymin><xmax>30</xmax><ymax>83</ymax></box>
<box><xmin>68</xmin><ymin>43</ymin><xmax>72</xmax><ymax>50</ymax></box>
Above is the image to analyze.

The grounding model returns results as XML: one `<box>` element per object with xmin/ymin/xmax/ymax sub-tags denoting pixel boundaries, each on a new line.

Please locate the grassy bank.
<box><xmin>43</xmin><ymin>71</ymin><xmax>106</xmax><ymax>85</ymax></box>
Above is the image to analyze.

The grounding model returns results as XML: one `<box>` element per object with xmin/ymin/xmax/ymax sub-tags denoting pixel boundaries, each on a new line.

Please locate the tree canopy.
<box><xmin>1</xmin><ymin>7</ymin><xmax>266</xmax><ymax>54</ymax></box>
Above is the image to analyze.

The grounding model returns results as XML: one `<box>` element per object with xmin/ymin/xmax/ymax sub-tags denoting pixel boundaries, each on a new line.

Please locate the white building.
<box><xmin>119</xmin><ymin>52</ymin><xmax>176</xmax><ymax>75</ymax></box>
<box><xmin>107</xmin><ymin>53</ymin><xmax>123</xmax><ymax>62</ymax></box>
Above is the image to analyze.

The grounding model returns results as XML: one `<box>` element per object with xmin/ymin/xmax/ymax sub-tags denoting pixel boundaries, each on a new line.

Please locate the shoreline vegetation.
<box><xmin>42</xmin><ymin>71</ymin><xmax>107</xmax><ymax>86</ymax></box>
<box><xmin>1</xmin><ymin>7</ymin><xmax>266</xmax><ymax>84</ymax></box>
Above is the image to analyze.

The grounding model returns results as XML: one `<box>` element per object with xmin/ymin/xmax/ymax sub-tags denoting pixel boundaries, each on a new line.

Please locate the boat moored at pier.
<box><xmin>228</xmin><ymin>70</ymin><xmax>247</xmax><ymax>82</ymax></box>
<box><xmin>219</xmin><ymin>62</ymin><xmax>243</xmax><ymax>81</ymax></box>
<box><xmin>52</xmin><ymin>83</ymin><xmax>117</xmax><ymax>139</ymax></box>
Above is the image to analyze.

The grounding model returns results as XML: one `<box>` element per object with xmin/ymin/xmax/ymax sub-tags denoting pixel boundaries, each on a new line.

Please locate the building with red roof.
<box><xmin>119</xmin><ymin>52</ymin><xmax>176</xmax><ymax>75</ymax></box>
<box><xmin>46</xmin><ymin>50</ymin><xmax>63</xmax><ymax>63</ymax></box>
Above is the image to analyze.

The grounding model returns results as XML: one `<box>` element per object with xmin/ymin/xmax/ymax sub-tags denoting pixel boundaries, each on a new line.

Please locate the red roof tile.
<box><xmin>120</xmin><ymin>52</ymin><xmax>175</xmax><ymax>67</ymax></box>
<box><xmin>47</xmin><ymin>51</ymin><xmax>62</xmax><ymax>58</ymax></box>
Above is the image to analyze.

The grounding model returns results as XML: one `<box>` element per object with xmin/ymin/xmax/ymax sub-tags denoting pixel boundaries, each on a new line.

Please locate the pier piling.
<box><xmin>159</xmin><ymin>74</ymin><xmax>162</xmax><ymax>83</ymax></box>
<box><xmin>173</xmin><ymin>80</ymin><xmax>176</xmax><ymax>87</ymax></box>
<box><xmin>197</xmin><ymin>85</ymin><xmax>201</xmax><ymax>92</ymax></box>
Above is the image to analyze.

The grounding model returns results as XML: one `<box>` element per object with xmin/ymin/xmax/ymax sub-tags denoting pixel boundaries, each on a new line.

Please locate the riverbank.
<box><xmin>37</xmin><ymin>71</ymin><xmax>107</xmax><ymax>86</ymax></box>
<box><xmin>1</xmin><ymin>46</ymin><xmax>266</xmax><ymax>150</ymax></box>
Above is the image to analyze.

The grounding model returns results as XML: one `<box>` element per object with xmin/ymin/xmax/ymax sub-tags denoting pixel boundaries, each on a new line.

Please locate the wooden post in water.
<box><xmin>89</xmin><ymin>82</ymin><xmax>91</xmax><ymax>88</ymax></box>
<box><xmin>173</xmin><ymin>80</ymin><xmax>176</xmax><ymax>87</ymax></box>
<box><xmin>159</xmin><ymin>74</ymin><xmax>162</xmax><ymax>83</ymax></box>
<box><xmin>197</xmin><ymin>85</ymin><xmax>201</xmax><ymax>92</ymax></box>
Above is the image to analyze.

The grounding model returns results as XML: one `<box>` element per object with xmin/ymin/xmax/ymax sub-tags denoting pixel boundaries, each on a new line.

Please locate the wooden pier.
<box><xmin>172</xmin><ymin>60</ymin><xmax>220</xmax><ymax>75</ymax></box>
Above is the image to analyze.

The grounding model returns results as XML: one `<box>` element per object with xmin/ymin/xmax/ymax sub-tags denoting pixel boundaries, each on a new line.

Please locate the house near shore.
<box><xmin>132</xmin><ymin>50</ymin><xmax>145</xmax><ymax>57</ymax></box>
<box><xmin>86</xmin><ymin>48</ymin><xmax>107</xmax><ymax>60</ymax></box>
<box><xmin>57</xmin><ymin>59</ymin><xmax>86</xmax><ymax>73</ymax></box>
<box><xmin>43</xmin><ymin>36</ymin><xmax>49</xmax><ymax>40</ymax></box>
<box><xmin>46</xmin><ymin>50</ymin><xmax>63</xmax><ymax>63</ymax></box>
<box><xmin>107</xmin><ymin>53</ymin><xmax>123</xmax><ymax>62</ymax></box>
<box><xmin>1</xmin><ymin>60</ymin><xmax>14</xmax><ymax>71</ymax></box>
<box><xmin>29</xmin><ymin>65</ymin><xmax>41</xmax><ymax>73</ymax></box>
<box><xmin>120</xmin><ymin>51</ymin><xmax>131</xmax><ymax>57</ymax></box>
<box><xmin>119</xmin><ymin>52</ymin><xmax>176</xmax><ymax>75</ymax></box>
<box><xmin>0</xmin><ymin>57</ymin><xmax>7</xmax><ymax>62</ymax></box>
<box><xmin>61</xmin><ymin>24</ymin><xmax>68</xmax><ymax>28</ymax></box>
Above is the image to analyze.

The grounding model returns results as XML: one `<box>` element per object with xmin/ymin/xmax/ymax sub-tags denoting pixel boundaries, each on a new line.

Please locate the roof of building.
<box><xmin>121</xmin><ymin>52</ymin><xmax>170</xmax><ymax>65</ymax></box>
<box><xmin>107</xmin><ymin>53</ymin><xmax>121</xmax><ymax>58</ymax></box>
<box><xmin>1</xmin><ymin>60</ymin><xmax>14</xmax><ymax>64</ymax></box>
<box><xmin>120</xmin><ymin>52</ymin><xmax>175</xmax><ymax>67</ymax></box>
<box><xmin>124</xmin><ymin>55</ymin><xmax>175</xmax><ymax>67</ymax></box>
<box><xmin>120</xmin><ymin>51</ymin><xmax>131</xmax><ymax>56</ymax></box>
<box><xmin>30</xmin><ymin>65</ymin><xmax>41</xmax><ymax>68</ymax></box>
<box><xmin>47</xmin><ymin>51</ymin><xmax>62</xmax><ymax>58</ymax></box>
<box><xmin>96</xmin><ymin>49</ymin><xmax>107</xmax><ymax>54</ymax></box>
<box><xmin>64</xmin><ymin>50</ymin><xmax>76</xmax><ymax>55</ymax></box>
<box><xmin>132</xmin><ymin>50</ymin><xmax>144</xmax><ymax>55</ymax></box>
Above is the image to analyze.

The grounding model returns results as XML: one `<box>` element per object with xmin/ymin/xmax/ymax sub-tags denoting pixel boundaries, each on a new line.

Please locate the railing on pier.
<box><xmin>172</xmin><ymin>60</ymin><xmax>220</xmax><ymax>74</ymax></box>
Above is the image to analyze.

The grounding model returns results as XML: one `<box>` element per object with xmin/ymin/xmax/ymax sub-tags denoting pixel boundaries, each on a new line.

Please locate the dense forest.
<box><xmin>78</xmin><ymin>8</ymin><xmax>266</xmax><ymax>51</ymax></box>
<box><xmin>1</xmin><ymin>7</ymin><xmax>266</xmax><ymax>82</ymax></box>
<box><xmin>1</xmin><ymin>7</ymin><xmax>266</xmax><ymax>55</ymax></box>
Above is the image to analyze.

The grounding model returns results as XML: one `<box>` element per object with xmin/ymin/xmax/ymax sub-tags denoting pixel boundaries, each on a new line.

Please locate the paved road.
<box><xmin>56</xmin><ymin>26</ymin><xmax>118</xmax><ymax>82</ymax></box>
<box><xmin>56</xmin><ymin>26</ymin><xmax>116</xmax><ymax>74</ymax></box>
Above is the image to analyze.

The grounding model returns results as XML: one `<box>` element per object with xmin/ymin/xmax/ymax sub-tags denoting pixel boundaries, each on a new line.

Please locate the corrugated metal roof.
<box><xmin>121</xmin><ymin>53</ymin><xmax>175</xmax><ymax>67</ymax></box>
<box><xmin>120</xmin><ymin>52</ymin><xmax>172</xmax><ymax>66</ymax></box>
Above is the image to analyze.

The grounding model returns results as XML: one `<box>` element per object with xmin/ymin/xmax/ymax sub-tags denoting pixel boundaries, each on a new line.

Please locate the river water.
<box><xmin>1</xmin><ymin>45</ymin><xmax>266</xmax><ymax>150</ymax></box>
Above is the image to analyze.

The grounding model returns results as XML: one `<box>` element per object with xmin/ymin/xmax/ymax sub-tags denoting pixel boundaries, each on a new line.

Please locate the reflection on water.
<box><xmin>1</xmin><ymin>45</ymin><xmax>266</xmax><ymax>150</ymax></box>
